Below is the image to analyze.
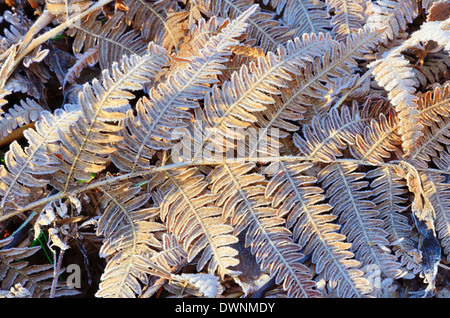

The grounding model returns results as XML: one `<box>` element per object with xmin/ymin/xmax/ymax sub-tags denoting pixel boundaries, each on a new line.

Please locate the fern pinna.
<box><xmin>0</xmin><ymin>0</ymin><xmax>449</xmax><ymax>298</ymax></box>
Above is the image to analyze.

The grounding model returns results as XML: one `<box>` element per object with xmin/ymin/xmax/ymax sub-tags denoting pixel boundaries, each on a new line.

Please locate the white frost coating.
<box><xmin>178</xmin><ymin>273</ymin><xmax>224</xmax><ymax>297</ymax></box>
<box><xmin>0</xmin><ymin>283</ymin><xmax>31</xmax><ymax>298</ymax></box>
<box><xmin>48</xmin><ymin>228</ymin><xmax>70</xmax><ymax>250</ymax></box>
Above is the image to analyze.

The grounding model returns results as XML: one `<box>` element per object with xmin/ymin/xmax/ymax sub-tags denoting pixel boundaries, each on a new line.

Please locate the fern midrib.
<box><xmin>189</xmin><ymin>29</ymin><xmax>218</xmax><ymax>51</ymax></box>
<box><xmin>335</xmin><ymin>0</ymin><xmax>352</xmax><ymax>35</ymax></box>
<box><xmin>8</xmin><ymin>154</ymin><xmax>443</xmax><ymax>223</ymax></box>
<box><xmin>418</xmin><ymin>93</ymin><xmax>450</xmax><ymax>126</ymax></box>
<box><xmin>382</xmin><ymin>167</ymin><xmax>404</xmax><ymax>242</ymax></box>
<box><xmin>223</xmin><ymin>163</ymin><xmax>312</xmax><ymax>297</ymax></box>
<box><xmin>308</xmin><ymin>117</ymin><xmax>366</xmax><ymax>159</ymax></box>
<box><xmin>343</xmin><ymin>1</ymin><xmax>351</xmax><ymax>34</ymax></box>
<box><xmin>64</xmin><ymin>1</ymin><xmax>69</xmax><ymax>21</ymax></box>
<box><xmin>280</xmin><ymin>161</ymin><xmax>365</xmax><ymax>297</ymax></box>
<box><xmin>149</xmin><ymin>242</ymin><xmax>186</xmax><ymax>272</ymax></box>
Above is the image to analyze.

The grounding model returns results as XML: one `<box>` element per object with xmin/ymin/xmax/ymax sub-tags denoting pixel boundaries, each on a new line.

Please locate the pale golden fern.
<box><xmin>0</xmin><ymin>0</ymin><xmax>449</xmax><ymax>299</ymax></box>
<box><xmin>318</xmin><ymin>162</ymin><xmax>411</xmax><ymax>279</ymax></box>
<box><xmin>326</xmin><ymin>0</ymin><xmax>365</xmax><ymax>40</ymax></box>
<box><xmin>54</xmin><ymin>43</ymin><xmax>168</xmax><ymax>192</ymax></box>
<box><xmin>0</xmin><ymin>105</ymin><xmax>82</xmax><ymax>216</ymax></box>
<box><xmin>110</xmin><ymin>5</ymin><xmax>258</xmax><ymax>172</ymax></box>
<box><xmin>151</xmin><ymin>167</ymin><xmax>241</xmax><ymax>279</ymax></box>
<box><xmin>201</xmin><ymin>32</ymin><xmax>337</xmax><ymax>157</ymax></box>
<box><xmin>95</xmin><ymin>182</ymin><xmax>165</xmax><ymax>298</ymax></box>
<box><xmin>66</xmin><ymin>9</ymin><xmax>149</xmax><ymax>70</ymax></box>
<box><xmin>370</xmin><ymin>17</ymin><xmax>450</xmax><ymax>155</ymax></box>
<box><xmin>265</xmin><ymin>161</ymin><xmax>372</xmax><ymax>297</ymax></box>
<box><xmin>210</xmin><ymin>162</ymin><xmax>321</xmax><ymax>297</ymax></box>
<box><xmin>293</xmin><ymin>104</ymin><xmax>366</xmax><ymax>162</ymax></box>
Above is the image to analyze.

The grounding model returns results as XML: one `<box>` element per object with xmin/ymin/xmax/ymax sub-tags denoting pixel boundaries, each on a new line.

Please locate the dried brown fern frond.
<box><xmin>152</xmin><ymin>167</ymin><xmax>241</xmax><ymax>279</ymax></box>
<box><xmin>53</xmin><ymin>43</ymin><xmax>168</xmax><ymax>192</ymax></box>
<box><xmin>0</xmin><ymin>104</ymin><xmax>82</xmax><ymax>216</ymax></box>
<box><xmin>370</xmin><ymin>17</ymin><xmax>450</xmax><ymax>155</ymax></box>
<box><xmin>266</xmin><ymin>161</ymin><xmax>372</xmax><ymax>297</ymax></box>
<box><xmin>318</xmin><ymin>162</ymin><xmax>412</xmax><ymax>279</ymax></box>
<box><xmin>95</xmin><ymin>182</ymin><xmax>165</xmax><ymax>298</ymax></box>
<box><xmin>110</xmin><ymin>5</ymin><xmax>258</xmax><ymax>172</ymax></box>
<box><xmin>264</xmin><ymin>0</ymin><xmax>331</xmax><ymax>38</ymax></box>
<box><xmin>293</xmin><ymin>104</ymin><xmax>366</xmax><ymax>162</ymax></box>
<box><xmin>210</xmin><ymin>162</ymin><xmax>321</xmax><ymax>298</ymax></box>
<box><xmin>0</xmin><ymin>0</ymin><xmax>449</xmax><ymax>300</ymax></box>
<box><xmin>66</xmin><ymin>9</ymin><xmax>149</xmax><ymax>70</ymax></box>
<box><xmin>326</xmin><ymin>0</ymin><xmax>365</xmax><ymax>40</ymax></box>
